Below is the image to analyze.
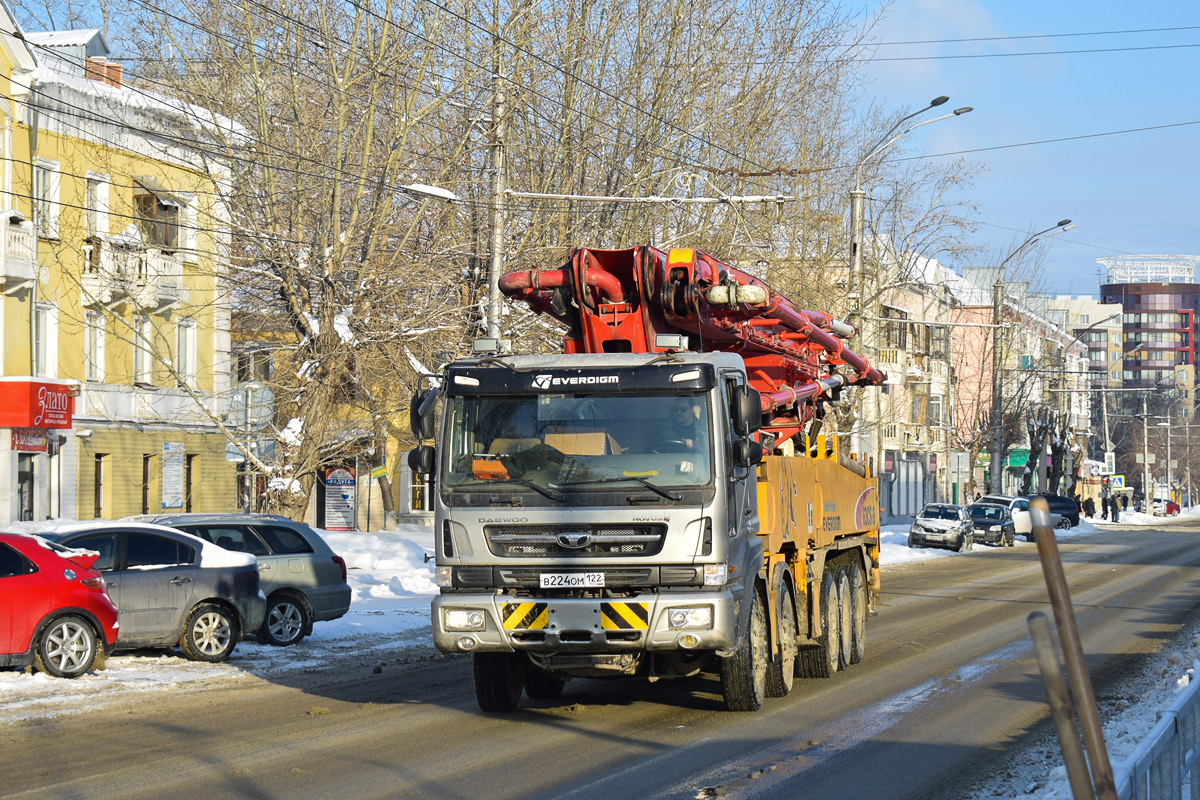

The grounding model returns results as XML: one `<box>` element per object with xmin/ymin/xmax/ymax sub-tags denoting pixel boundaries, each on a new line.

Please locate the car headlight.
<box><xmin>988</xmin><ymin>525</ymin><xmax>1001</xmax><ymax>532</ymax></box>
<box><xmin>703</xmin><ymin>564</ymin><xmax>728</xmax><ymax>586</ymax></box>
<box><xmin>444</xmin><ymin>609</ymin><xmax>486</xmax><ymax>631</ymax></box>
<box><xmin>668</xmin><ymin>606</ymin><xmax>713</xmax><ymax>629</ymax></box>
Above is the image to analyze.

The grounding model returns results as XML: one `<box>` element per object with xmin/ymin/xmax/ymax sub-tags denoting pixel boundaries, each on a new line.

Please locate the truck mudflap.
<box><xmin>432</xmin><ymin>590</ymin><xmax>740</xmax><ymax>654</ymax></box>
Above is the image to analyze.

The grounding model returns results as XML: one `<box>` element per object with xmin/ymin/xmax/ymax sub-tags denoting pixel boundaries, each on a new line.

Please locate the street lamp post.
<box><xmin>848</xmin><ymin>95</ymin><xmax>971</xmax><ymax>478</ymax></box>
<box><xmin>988</xmin><ymin>219</ymin><xmax>1075</xmax><ymax>494</ymax></box>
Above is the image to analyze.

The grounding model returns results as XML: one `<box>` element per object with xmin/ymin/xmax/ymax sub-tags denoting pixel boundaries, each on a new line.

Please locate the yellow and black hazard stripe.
<box><xmin>601</xmin><ymin>601</ymin><xmax>649</xmax><ymax>630</ymax></box>
<box><xmin>502</xmin><ymin>602</ymin><xmax>549</xmax><ymax>630</ymax></box>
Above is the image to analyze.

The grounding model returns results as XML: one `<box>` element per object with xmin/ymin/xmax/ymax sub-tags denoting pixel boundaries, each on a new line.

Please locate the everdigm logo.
<box><xmin>530</xmin><ymin>374</ymin><xmax>619</xmax><ymax>389</ymax></box>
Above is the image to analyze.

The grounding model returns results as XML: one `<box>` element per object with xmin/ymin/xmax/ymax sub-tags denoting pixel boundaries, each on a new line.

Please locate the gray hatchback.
<box><xmin>129</xmin><ymin>513</ymin><xmax>351</xmax><ymax>646</ymax></box>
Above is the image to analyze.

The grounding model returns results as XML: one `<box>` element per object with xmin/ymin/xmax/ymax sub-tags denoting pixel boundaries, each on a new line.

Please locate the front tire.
<box><xmin>474</xmin><ymin>653</ymin><xmax>524</xmax><ymax>712</ymax></box>
<box><xmin>260</xmin><ymin>594</ymin><xmax>311</xmax><ymax>646</ymax></box>
<box><xmin>721</xmin><ymin>586</ymin><xmax>767</xmax><ymax>711</ymax></box>
<box><xmin>180</xmin><ymin>603</ymin><xmax>238</xmax><ymax>662</ymax></box>
<box><xmin>766</xmin><ymin>583</ymin><xmax>798</xmax><ymax>697</ymax></box>
<box><xmin>34</xmin><ymin>616</ymin><xmax>97</xmax><ymax>678</ymax></box>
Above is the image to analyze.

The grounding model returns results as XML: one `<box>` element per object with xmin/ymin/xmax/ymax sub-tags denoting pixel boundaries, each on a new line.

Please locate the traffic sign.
<box><xmin>1111</xmin><ymin>474</ymin><xmax>1125</xmax><ymax>490</ymax></box>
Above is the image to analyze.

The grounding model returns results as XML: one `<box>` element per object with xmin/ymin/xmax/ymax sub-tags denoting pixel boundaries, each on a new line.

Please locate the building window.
<box><xmin>94</xmin><ymin>454</ymin><xmax>106</xmax><ymax>519</ymax></box>
<box><xmin>134</xmin><ymin>314</ymin><xmax>154</xmax><ymax>384</ymax></box>
<box><xmin>180</xmin><ymin>196</ymin><xmax>198</xmax><ymax>261</ymax></box>
<box><xmin>236</xmin><ymin>348</ymin><xmax>273</xmax><ymax>384</ymax></box>
<box><xmin>882</xmin><ymin>307</ymin><xmax>908</xmax><ymax>350</ymax></box>
<box><xmin>34</xmin><ymin>303</ymin><xmax>58</xmax><ymax>378</ymax></box>
<box><xmin>177</xmin><ymin>319</ymin><xmax>197</xmax><ymax>387</ymax></box>
<box><xmin>86</xmin><ymin>174</ymin><xmax>109</xmax><ymax>238</ymax></box>
<box><xmin>86</xmin><ymin>310</ymin><xmax>106</xmax><ymax>382</ymax></box>
<box><xmin>133</xmin><ymin>178</ymin><xmax>180</xmax><ymax>249</ymax></box>
<box><xmin>33</xmin><ymin>159</ymin><xmax>60</xmax><ymax>239</ymax></box>
<box><xmin>142</xmin><ymin>454</ymin><xmax>152</xmax><ymax>514</ymax></box>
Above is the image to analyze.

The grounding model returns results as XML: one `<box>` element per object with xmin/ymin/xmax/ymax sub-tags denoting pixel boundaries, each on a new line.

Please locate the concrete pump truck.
<box><xmin>408</xmin><ymin>245</ymin><xmax>885</xmax><ymax>712</ymax></box>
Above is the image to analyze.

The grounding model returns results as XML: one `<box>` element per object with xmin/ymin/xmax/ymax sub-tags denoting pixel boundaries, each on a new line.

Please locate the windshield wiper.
<box><xmin>452</xmin><ymin>478</ymin><xmax>565</xmax><ymax>502</ymax></box>
<box><xmin>558</xmin><ymin>476</ymin><xmax>682</xmax><ymax>501</ymax></box>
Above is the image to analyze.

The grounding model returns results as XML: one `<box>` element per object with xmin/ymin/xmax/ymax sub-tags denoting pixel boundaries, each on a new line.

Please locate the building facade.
<box><xmin>0</xmin><ymin>20</ymin><xmax>239</xmax><ymax>523</ymax></box>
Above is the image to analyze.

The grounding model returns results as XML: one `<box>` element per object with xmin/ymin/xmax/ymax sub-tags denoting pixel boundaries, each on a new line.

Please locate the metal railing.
<box><xmin>1115</xmin><ymin>674</ymin><xmax>1200</xmax><ymax>799</ymax></box>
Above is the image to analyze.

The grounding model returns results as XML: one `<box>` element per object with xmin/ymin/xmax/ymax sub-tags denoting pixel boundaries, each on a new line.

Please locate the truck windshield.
<box><xmin>442</xmin><ymin>392</ymin><xmax>714</xmax><ymax>494</ymax></box>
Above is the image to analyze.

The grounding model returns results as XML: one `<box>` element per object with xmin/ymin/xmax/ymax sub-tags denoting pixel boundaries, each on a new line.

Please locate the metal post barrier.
<box><xmin>1030</xmin><ymin>496</ymin><xmax>1118</xmax><ymax>799</ymax></box>
<box><xmin>1029</xmin><ymin>609</ymin><xmax>1096</xmax><ymax>799</ymax></box>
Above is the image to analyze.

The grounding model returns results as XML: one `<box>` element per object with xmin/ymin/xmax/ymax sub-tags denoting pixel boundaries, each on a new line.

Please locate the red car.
<box><xmin>0</xmin><ymin>532</ymin><xmax>119</xmax><ymax>678</ymax></box>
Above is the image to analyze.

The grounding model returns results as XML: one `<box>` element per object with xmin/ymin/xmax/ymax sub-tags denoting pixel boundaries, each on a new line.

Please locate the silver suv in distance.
<box><xmin>128</xmin><ymin>513</ymin><xmax>351</xmax><ymax>646</ymax></box>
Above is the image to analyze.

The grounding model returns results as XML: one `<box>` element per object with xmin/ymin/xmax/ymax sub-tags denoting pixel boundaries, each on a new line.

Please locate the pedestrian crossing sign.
<box><xmin>1111</xmin><ymin>475</ymin><xmax>1125</xmax><ymax>490</ymax></box>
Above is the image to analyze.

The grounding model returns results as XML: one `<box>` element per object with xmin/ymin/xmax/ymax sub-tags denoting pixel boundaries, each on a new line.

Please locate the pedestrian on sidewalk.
<box><xmin>1082</xmin><ymin>496</ymin><xmax>1095</xmax><ymax>518</ymax></box>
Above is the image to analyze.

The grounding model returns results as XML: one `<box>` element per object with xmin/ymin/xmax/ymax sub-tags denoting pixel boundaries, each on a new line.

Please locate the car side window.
<box><xmin>0</xmin><ymin>542</ymin><xmax>36</xmax><ymax>577</ymax></box>
<box><xmin>181</xmin><ymin>526</ymin><xmax>270</xmax><ymax>557</ymax></box>
<box><xmin>65</xmin><ymin>534</ymin><xmax>117</xmax><ymax>571</ymax></box>
<box><xmin>1014</xmin><ymin>499</ymin><xmax>1029</xmax><ymax>511</ymax></box>
<box><xmin>126</xmin><ymin>532</ymin><xmax>195</xmax><ymax>568</ymax></box>
<box><xmin>254</xmin><ymin>526</ymin><xmax>315</xmax><ymax>555</ymax></box>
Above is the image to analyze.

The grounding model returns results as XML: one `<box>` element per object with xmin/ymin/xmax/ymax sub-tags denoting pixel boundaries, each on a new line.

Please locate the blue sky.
<box><xmin>859</xmin><ymin>0</ymin><xmax>1200</xmax><ymax>297</ymax></box>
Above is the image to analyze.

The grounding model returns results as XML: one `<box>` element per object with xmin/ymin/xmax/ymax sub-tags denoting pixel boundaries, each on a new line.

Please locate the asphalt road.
<box><xmin>5</xmin><ymin>523</ymin><xmax>1200</xmax><ymax>800</ymax></box>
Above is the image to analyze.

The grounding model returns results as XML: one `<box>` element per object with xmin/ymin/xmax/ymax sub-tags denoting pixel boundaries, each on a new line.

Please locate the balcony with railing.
<box><xmin>81</xmin><ymin>238</ymin><xmax>133</xmax><ymax>306</ymax></box>
<box><xmin>0</xmin><ymin>219</ymin><xmax>36</xmax><ymax>295</ymax></box>
<box><xmin>130</xmin><ymin>248</ymin><xmax>185</xmax><ymax>310</ymax></box>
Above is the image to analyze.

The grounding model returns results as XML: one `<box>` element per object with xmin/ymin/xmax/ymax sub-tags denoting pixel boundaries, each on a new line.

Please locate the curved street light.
<box><xmin>988</xmin><ymin>218</ymin><xmax>1076</xmax><ymax>493</ymax></box>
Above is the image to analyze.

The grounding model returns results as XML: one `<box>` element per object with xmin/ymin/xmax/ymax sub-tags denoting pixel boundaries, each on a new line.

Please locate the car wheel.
<box><xmin>33</xmin><ymin>615</ymin><xmax>97</xmax><ymax>679</ymax></box>
<box><xmin>260</xmin><ymin>594</ymin><xmax>310</xmax><ymax>646</ymax></box>
<box><xmin>180</xmin><ymin>603</ymin><xmax>238</xmax><ymax>662</ymax></box>
<box><xmin>957</xmin><ymin>537</ymin><xmax>971</xmax><ymax>553</ymax></box>
<box><xmin>1055</xmin><ymin>518</ymin><xmax>1071</xmax><ymax>530</ymax></box>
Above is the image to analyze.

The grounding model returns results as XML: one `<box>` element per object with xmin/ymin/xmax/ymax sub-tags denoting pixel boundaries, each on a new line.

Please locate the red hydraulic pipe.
<box><xmin>499</xmin><ymin>268</ymin><xmax>624</xmax><ymax>304</ymax></box>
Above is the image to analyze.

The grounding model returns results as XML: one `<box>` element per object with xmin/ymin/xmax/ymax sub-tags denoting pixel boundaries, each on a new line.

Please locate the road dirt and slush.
<box><xmin>4</xmin><ymin>523</ymin><xmax>1200</xmax><ymax>800</ymax></box>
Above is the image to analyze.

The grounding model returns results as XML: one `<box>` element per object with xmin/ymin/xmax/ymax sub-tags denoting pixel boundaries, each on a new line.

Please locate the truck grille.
<box><xmin>484</xmin><ymin>524</ymin><xmax>667</xmax><ymax>558</ymax></box>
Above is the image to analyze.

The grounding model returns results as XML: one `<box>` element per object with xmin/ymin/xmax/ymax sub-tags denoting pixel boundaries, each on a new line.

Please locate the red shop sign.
<box><xmin>0</xmin><ymin>378</ymin><xmax>75</xmax><ymax>429</ymax></box>
<box><xmin>12</xmin><ymin>428</ymin><xmax>47</xmax><ymax>452</ymax></box>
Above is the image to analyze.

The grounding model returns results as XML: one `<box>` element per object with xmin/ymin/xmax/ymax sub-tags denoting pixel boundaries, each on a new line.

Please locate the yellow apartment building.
<box><xmin>0</xmin><ymin>16</ymin><xmax>240</xmax><ymax>522</ymax></box>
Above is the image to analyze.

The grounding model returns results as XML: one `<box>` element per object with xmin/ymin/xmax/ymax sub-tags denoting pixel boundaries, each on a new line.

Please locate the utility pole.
<box><xmin>989</xmin><ymin>280</ymin><xmax>1005</xmax><ymax>493</ymax></box>
<box><xmin>486</xmin><ymin>4</ymin><xmax>507</xmax><ymax>341</ymax></box>
<box><xmin>1142</xmin><ymin>394</ymin><xmax>1152</xmax><ymax>513</ymax></box>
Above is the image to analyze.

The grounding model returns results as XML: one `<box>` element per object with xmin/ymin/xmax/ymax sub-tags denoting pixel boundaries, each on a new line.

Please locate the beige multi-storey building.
<box><xmin>0</xmin><ymin>19</ymin><xmax>239</xmax><ymax>522</ymax></box>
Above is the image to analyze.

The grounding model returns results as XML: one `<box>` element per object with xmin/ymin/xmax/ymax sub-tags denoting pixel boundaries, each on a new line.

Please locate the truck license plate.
<box><xmin>539</xmin><ymin>572</ymin><xmax>605</xmax><ymax>588</ymax></box>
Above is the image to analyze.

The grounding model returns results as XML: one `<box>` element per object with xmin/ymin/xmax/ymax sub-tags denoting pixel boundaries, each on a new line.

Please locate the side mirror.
<box><xmin>731</xmin><ymin>385</ymin><xmax>762</xmax><ymax>436</ymax></box>
<box><xmin>409</xmin><ymin>390</ymin><xmax>439</xmax><ymax>440</ymax></box>
<box><xmin>407</xmin><ymin>444</ymin><xmax>435</xmax><ymax>475</ymax></box>
<box><xmin>733</xmin><ymin>438</ymin><xmax>764</xmax><ymax>468</ymax></box>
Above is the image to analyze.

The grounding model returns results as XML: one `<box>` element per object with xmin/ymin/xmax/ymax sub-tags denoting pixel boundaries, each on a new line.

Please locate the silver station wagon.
<box><xmin>129</xmin><ymin>513</ymin><xmax>351</xmax><ymax>646</ymax></box>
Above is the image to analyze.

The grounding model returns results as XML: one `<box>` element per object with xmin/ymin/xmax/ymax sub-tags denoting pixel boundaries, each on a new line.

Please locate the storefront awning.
<box><xmin>0</xmin><ymin>378</ymin><xmax>75</xmax><ymax>429</ymax></box>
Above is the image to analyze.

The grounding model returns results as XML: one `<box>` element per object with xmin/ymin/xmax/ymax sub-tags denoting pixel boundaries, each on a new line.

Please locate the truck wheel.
<box><xmin>474</xmin><ymin>653</ymin><xmax>524</xmax><ymax>712</ymax></box>
<box><xmin>836</xmin><ymin>568</ymin><xmax>853</xmax><ymax>670</ymax></box>
<box><xmin>524</xmin><ymin>667</ymin><xmax>567</xmax><ymax>699</ymax></box>
<box><xmin>720</xmin><ymin>586</ymin><xmax>767</xmax><ymax>711</ymax></box>
<box><xmin>765</xmin><ymin>584</ymin><xmax>798</xmax><ymax>697</ymax></box>
<box><xmin>797</xmin><ymin>568</ymin><xmax>840</xmax><ymax>679</ymax></box>
<box><xmin>846</xmin><ymin>562</ymin><xmax>867</xmax><ymax>665</ymax></box>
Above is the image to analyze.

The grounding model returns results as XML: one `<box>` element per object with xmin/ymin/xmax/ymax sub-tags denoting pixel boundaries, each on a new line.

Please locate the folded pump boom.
<box><xmin>499</xmin><ymin>245</ymin><xmax>886</xmax><ymax>445</ymax></box>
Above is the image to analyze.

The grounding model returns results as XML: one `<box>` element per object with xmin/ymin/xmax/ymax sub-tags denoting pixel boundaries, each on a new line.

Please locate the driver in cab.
<box><xmin>668</xmin><ymin>398</ymin><xmax>702</xmax><ymax>450</ymax></box>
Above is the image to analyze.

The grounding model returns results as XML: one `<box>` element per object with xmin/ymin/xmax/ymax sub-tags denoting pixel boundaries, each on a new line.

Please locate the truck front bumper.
<box><xmin>431</xmin><ymin>590</ymin><xmax>739</xmax><ymax>654</ymax></box>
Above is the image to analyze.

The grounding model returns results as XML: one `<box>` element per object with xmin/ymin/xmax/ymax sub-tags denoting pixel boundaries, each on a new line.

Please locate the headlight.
<box><xmin>444</xmin><ymin>609</ymin><xmax>486</xmax><ymax>631</ymax></box>
<box><xmin>703</xmin><ymin>564</ymin><xmax>728</xmax><ymax>586</ymax></box>
<box><xmin>436</xmin><ymin>566</ymin><xmax>453</xmax><ymax>587</ymax></box>
<box><xmin>668</xmin><ymin>606</ymin><xmax>713</xmax><ymax>629</ymax></box>
<box><xmin>988</xmin><ymin>525</ymin><xmax>1001</xmax><ymax>532</ymax></box>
